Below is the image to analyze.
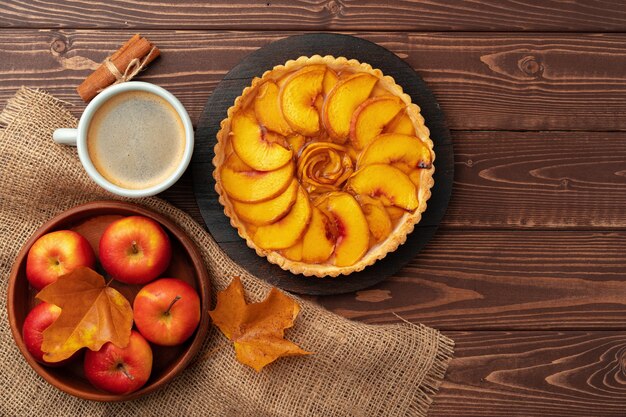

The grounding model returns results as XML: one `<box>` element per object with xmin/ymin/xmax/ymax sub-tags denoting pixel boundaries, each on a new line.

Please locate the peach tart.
<box><xmin>213</xmin><ymin>55</ymin><xmax>435</xmax><ymax>277</ymax></box>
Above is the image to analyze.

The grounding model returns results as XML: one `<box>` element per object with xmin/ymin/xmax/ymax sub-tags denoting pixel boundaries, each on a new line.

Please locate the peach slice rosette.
<box><xmin>297</xmin><ymin>142</ymin><xmax>354</xmax><ymax>194</ymax></box>
<box><xmin>213</xmin><ymin>55</ymin><xmax>435</xmax><ymax>277</ymax></box>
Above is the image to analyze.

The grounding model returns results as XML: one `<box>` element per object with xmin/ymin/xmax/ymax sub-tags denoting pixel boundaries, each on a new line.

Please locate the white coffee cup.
<box><xmin>53</xmin><ymin>81</ymin><xmax>194</xmax><ymax>198</ymax></box>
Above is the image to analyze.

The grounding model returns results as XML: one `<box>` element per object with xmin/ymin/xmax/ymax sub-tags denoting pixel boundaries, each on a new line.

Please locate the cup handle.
<box><xmin>53</xmin><ymin>128</ymin><xmax>78</xmax><ymax>146</ymax></box>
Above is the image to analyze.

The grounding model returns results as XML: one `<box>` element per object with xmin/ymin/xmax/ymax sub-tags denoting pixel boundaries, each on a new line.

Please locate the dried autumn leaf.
<box><xmin>209</xmin><ymin>276</ymin><xmax>311</xmax><ymax>372</ymax></box>
<box><xmin>36</xmin><ymin>266</ymin><xmax>133</xmax><ymax>362</ymax></box>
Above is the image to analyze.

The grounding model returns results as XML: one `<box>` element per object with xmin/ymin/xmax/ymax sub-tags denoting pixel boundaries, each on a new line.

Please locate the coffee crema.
<box><xmin>87</xmin><ymin>90</ymin><xmax>186</xmax><ymax>190</ymax></box>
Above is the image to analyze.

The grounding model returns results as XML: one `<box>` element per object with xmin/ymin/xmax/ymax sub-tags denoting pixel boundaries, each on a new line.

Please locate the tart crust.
<box><xmin>213</xmin><ymin>55</ymin><xmax>435</xmax><ymax>277</ymax></box>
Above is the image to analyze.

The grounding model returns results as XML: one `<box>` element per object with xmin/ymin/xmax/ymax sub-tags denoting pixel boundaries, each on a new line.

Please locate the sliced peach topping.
<box><xmin>357</xmin><ymin>195</ymin><xmax>393</xmax><ymax>243</ymax></box>
<box><xmin>279</xmin><ymin>209</ymin><xmax>336</xmax><ymax>264</ymax></box>
<box><xmin>281</xmin><ymin>240</ymin><xmax>303</xmax><ymax>262</ymax></box>
<box><xmin>286</xmin><ymin>133</ymin><xmax>306</xmax><ymax>154</ymax></box>
<box><xmin>408</xmin><ymin>170</ymin><xmax>422</xmax><ymax>188</ymax></box>
<box><xmin>254</xmin><ymin>81</ymin><xmax>293</xmax><ymax>136</ymax></box>
<box><xmin>252</xmin><ymin>186</ymin><xmax>312</xmax><ymax>250</ymax></box>
<box><xmin>370</xmin><ymin>84</ymin><xmax>394</xmax><ymax>98</ymax></box>
<box><xmin>296</xmin><ymin>207</ymin><xmax>336</xmax><ymax>263</ymax></box>
<box><xmin>315</xmin><ymin>192</ymin><xmax>369</xmax><ymax>267</ymax></box>
<box><xmin>314</xmin><ymin>69</ymin><xmax>340</xmax><ymax>117</ymax></box>
<box><xmin>232</xmin><ymin>179</ymin><xmax>298</xmax><ymax>226</ymax></box>
<box><xmin>314</xmin><ymin>94</ymin><xmax>324</xmax><ymax>115</ymax></box>
<box><xmin>220</xmin><ymin>152</ymin><xmax>293</xmax><ymax>203</ymax></box>
<box><xmin>280</xmin><ymin>65</ymin><xmax>326</xmax><ymax>136</ymax></box>
<box><xmin>230</xmin><ymin>111</ymin><xmax>292</xmax><ymax>171</ymax></box>
<box><xmin>384</xmin><ymin>110</ymin><xmax>415</xmax><ymax>135</ymax></box>
<box><xmin>357</xmin><ymin>133</ymin><xmax>432</xmax><ymax>173</ymax></box>
<box><xmin>347</xmin><ymin>164</ymin><xmax>418</xmax><ymax>211</ymax></box>
<box><xmin>386</xmin><ymin>206</ymin><xmax>407</xmax><ymax>221</ymax></box>
<box><xmin>349</xmin><ymin>96</ymin><xmax>404</xmax><ymax>150</ymax></box>
<box><xmin>323</xmin><ymin>68</ymin><xmax>339</xmax><ymax>96</ymax></box>
<box><xmin>322</xmin><ymin>73</ymin><xmax>378</xmax><ymax>143</ymax></box>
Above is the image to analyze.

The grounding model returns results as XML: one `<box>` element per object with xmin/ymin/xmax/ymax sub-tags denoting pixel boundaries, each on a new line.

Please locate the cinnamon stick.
<box><xmin>77</xmin><ymin>34</ymin><xmax>160</xmax><ymax>102</ymax></box>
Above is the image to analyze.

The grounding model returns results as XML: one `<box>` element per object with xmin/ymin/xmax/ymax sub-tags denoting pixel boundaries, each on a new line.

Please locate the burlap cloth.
<box><xmin>0</xmin><ymin>87</ymin><xmax>453</xmax><ymax>417</ymax></box>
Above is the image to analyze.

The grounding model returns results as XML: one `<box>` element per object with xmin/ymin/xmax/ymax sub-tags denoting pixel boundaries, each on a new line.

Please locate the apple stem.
<box><xmin>164</xmin><ymin>295</ymin><xmax>182</xmax><ymax>315</ymax></box>
<box><xmin>117</xmin><ymin>363</ymin><xmax>134</xmax><ymax>381</ymax></box>
<box><xmin>131</xmin><ymin>241</ymin><xmax>139</xmax><ymax>254</ymax></box>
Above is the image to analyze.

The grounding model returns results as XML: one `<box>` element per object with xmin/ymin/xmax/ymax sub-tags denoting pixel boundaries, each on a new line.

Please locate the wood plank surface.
<box><xmin>312</xmin><ymin>230</ymin><xmax>626</xmax><ymax>330</ymax></box>
<box><xmin>431</xmin><ymin>331</ymin><xmax>626</xmax><ymax>417</ymax></box>
<box><xmin>1</xmin><ymin>30</ymin><xmax>626</xmax><ymax>131</ymax></box>
<box><xmin>2</xmin><ymin>1</ymin><xmax>626</xmax><ymax>32</ymax></box>
<box><xmin>2</xmin><ymin>4</ymin><xmax>626</xmax><ymax>413</ymax></box>
<box><xmin>446</xmin><ymin>131</ymin><xmax>626</xmax><ymax>229</ymax></box>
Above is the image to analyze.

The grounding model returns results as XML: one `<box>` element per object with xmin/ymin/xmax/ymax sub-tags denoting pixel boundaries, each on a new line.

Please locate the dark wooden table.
<box><xmin>3</xmin><ymin>2</ymin><xmax>626</xmax><ymax>415</ymax></box>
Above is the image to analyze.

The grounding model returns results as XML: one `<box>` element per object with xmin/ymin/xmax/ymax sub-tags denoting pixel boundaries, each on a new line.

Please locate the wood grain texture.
<box><xmin>2</xmin><ymin>1</ymin><xmax>626</xmax><ymax>31</ymax></box>
<box><xmin>2</xmin><ymin>6</ymin><xmax>625</xmax><ymax>413</ymax></box>
<box><xmin>315</xmin><ymin>230</ymin><xmax>626</xmax><ymax>330</ymax></box>
<box><xmin>431</xmin><ymin>331</ymin><xmax>626</xmax><ymax>417</ymax></box>
<box><xmin>2</xmin><ymin>30</ymin><xmax>626</xmax><ymax>130</ymax></box>
<box><xmin>446</xmin><ymin>131</ymin><xmax>626</xmax><ymax>229</ymax></box>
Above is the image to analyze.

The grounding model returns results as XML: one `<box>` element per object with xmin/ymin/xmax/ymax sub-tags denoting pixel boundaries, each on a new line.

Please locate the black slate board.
<box><xmin>192</xmin><ymin>33</ymin><xmax>453</xmax><ymax>295</ymax></box>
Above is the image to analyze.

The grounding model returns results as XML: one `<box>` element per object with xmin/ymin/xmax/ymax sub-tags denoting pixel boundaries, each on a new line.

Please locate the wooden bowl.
<box><xmin>7</xmin><ymin>201</ymin><xmax>211</xmax><ymax>402</ymax></box>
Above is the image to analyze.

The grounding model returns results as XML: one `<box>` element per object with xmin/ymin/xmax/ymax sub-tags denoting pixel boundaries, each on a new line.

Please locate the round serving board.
<box><xmin>192</xmin><ymin>33</ymin><xmax>453</xmax><ymax>295</ymax></box>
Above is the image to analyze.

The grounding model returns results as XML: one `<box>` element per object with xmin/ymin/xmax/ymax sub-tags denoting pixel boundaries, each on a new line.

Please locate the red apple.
<box><xmin>26</xmin><ymin>230</ymin><xmax>96</xmax><ymax>290</ymax></box>
<box><xmin>22</xmin><ymin>302</ymin><xmax>66</xmax><ymax>366</ymax></box>
<box><xmin>99</xmin><ymin>216</ymin><xmax>171</xmax><ymax>285</ymax></box>
<box><xmin>133</xmin><ymin>278</ymin><xmax>201</xmax><ymax>346</ymax></box>
<box><xmin>84</xmin><ymin>330</ymin><xmax>153</xmax><ymax>395</ymax></box>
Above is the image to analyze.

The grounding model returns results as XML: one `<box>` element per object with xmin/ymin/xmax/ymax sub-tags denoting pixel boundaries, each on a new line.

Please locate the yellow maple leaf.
<box><xmin>209</xmin><ymin>276</ymin><xmax>311</xmax><ymax>371</ymax></box>
<box><xmin>36</xmin><ymin>266</ymin><xmax>133</xmax><ymax>362</ymax></box>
